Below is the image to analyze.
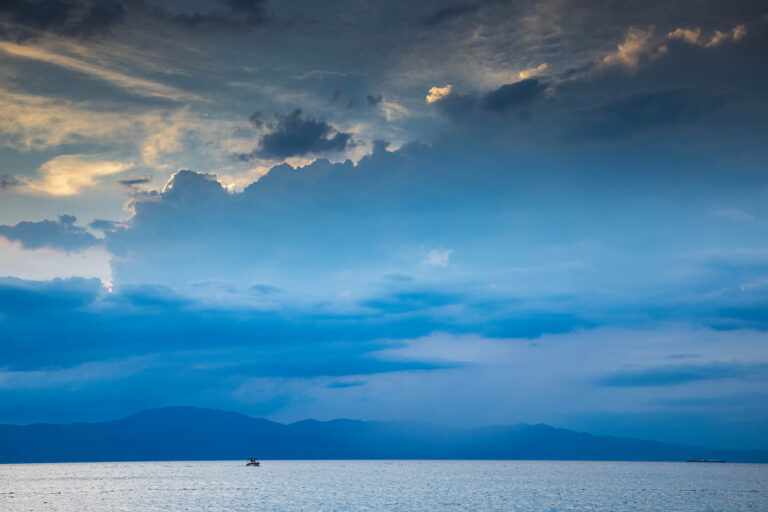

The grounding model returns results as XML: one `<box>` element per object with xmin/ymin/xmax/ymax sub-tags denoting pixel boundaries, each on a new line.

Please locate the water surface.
<box><xmin>1</xmin><ymin>460</ymin><xmax>766</xmax><ymax>511</ymax></box>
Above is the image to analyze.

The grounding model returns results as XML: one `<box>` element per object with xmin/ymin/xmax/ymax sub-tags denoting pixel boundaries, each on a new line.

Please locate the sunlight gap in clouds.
<box><xmin>0</xmin><ymin>240</ymin><xmax>112</xmax><ymax>284</ymax></box>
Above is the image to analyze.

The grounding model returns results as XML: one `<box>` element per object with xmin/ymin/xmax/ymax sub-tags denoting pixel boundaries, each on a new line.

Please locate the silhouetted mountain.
<box><xmin>0</xmin><ymin>407</ymin><xmax>765</xmax><ymax>463</ymax></box>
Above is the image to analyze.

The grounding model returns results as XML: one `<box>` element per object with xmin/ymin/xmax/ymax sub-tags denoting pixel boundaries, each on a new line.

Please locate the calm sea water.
<box><xmin>1</xmin><ymin>460</ymin><xmax>766</xmax><ymax>511</ymax></box>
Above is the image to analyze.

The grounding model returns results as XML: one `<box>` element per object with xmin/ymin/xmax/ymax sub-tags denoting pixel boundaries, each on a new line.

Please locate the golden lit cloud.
<box><xmin>426</xmin><ymin>85</ymin><xmax>453</xmax><ymax>103</ymax></box>
<box><xmin>668</xmin><ymin>25</ymin><xmax>748</xmax><ymax>48</ymax></box>
<box><xmin>518</xmin><ymin>63</ymin><xmax>548</xmax><ymax>80</ymax></box>
<box><xmin>602</xmin><ymin>27</ymin><xmax>655</xmax><ymax>68</ymax></box>
<box><xmin>21</xmin><ymin>155</ymin><xmax>133</xmax><ymax>196</ymax></box>
<box><xmin>668</xmin><ymin>27</ymin><xmax>701</xmax><ymax>44</ymax></box>
<box><xmin>706</xmin><ymin>24</ymin><xmax>748</xmax><ymax>47</ymax></box>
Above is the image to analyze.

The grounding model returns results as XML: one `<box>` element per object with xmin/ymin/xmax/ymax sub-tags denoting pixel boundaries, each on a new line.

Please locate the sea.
<box><xmin>1</xmin><ymin>460</ymin><xmax>766</xmax><ymax>511</ymax></box>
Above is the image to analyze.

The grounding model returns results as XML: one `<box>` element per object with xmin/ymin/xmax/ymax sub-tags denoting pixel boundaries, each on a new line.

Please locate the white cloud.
<box><xmin>20</xmin><ymin>154</ymin><xmax>133</xmax><ymax>196</ymax></box>
<box><xmin>423</xmin><ymin>248</ymin><xmax>453</xmax><ymax>267</ymax></box>
<box><xmin>426</xmin><ymin>84</ymin><xmax>453</xmax><ymax>103</ymax></box>
<box><xmin>380</xmin><ymin>100</ymin><xmax>412</xmax><ymax>121</ymax></box>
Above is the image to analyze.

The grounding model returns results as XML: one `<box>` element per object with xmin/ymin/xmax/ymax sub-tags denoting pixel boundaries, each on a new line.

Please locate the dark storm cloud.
<box><xmin>568</xmin><ymin>88</ymin><xmax>726</xmax><ymax>141</ymax></box>
<box><xmin>480</xmin><ymin>79</ymin><xmax>549</xmax><ymax>114</ymax></box>
<box><xmin>0</xmin><ymin>275</ymin><xmax>456</xmax><ymax>371</ymax></box>
<box><xmin>117</xmin><ymin>174</ymin><xmax>152</xmax><ymax>187</ymax></box>
<box><xmin>599</xmin><ymin>362</ymin><xmax>768</xmax><ymax>387</ymax></box>
<box><xmin>89</xmin><ymin>219</ymin><xmax>120</xmax><ymax>232</ymax></box>
<box><xmin>239</xmin><ymin>109</ymin><xmax>353</xmax><ymax>160</ymax></box>
<box><xmin>0</xmin><ymin>174</ymin><xmax>20</xmax><ymax>189</ymax></box>
<box><xmin>0</xmin><ymin>0</ymin><xmax>125</xmax><ymax>38</ymax></box>
<box><xmin>161</xmin><ymin>0</ymin><xmax>273</xmax><ymax>30</ymax></box>
<box><xmin>166</xmin><ymin>0</ymin><xmax>270</xmax><ymax>29</ymax></box>
<box><xmin>0</xmin><ymin>276</ymin><xmax>102</xmax><ymax>313</ymax></box>
<box><xmin>435</xmin><ymin>79</ymin><xmax>548</xmax><ymax>120</ymax></box>
<box><xmin>0</xmin><ymin>0</ymin><xmax>271</xmax><ymax>39</ymax></box>
<box><xmin>422</xmin><ymin>3</ymin><xmax>479</xmax><ymax>26</ymax></box>
<box><xmin>0</xmin><ymin>215</ymin><xmax>101</xmax><ymax>252</ymax></box>
<box><xmin>366</xmin><ymin>94</ymin><xmax>382</xmax><ymax>106</ymax></box>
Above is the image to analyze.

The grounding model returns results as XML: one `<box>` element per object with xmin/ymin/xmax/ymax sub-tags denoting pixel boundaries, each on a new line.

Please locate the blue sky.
<box><xmin>0</xmin><ymin>0</ymin><xmax>767</xmax><ymax>449</ymax></box>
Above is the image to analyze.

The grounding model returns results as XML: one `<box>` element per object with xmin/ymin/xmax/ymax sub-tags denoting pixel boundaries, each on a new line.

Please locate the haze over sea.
<box><xmin>2</xmin><ymin>460</ymin><xmax>766</xmax><ymax>512</ymax></box>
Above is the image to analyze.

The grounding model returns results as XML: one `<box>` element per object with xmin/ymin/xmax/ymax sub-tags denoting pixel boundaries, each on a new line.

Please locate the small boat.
<box><xmin>246</xmin><ymin>458</ymin><xmax>261</xmax><ymax>466</ymax></box>
<box><xmin>687</xmin><ymin>458</ymin><xmax>726</xmax><ymax>463</ymax></box>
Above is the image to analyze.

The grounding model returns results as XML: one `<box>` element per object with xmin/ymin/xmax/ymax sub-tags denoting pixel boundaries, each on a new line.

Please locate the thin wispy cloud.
<box><xmin>0</xmin><ymin>41</ymin><xmax>203</xmax><ymax>102</ymax></box>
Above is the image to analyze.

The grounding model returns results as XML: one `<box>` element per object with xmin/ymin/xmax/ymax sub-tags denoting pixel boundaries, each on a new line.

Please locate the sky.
<box><xmin>0</xmin><ymin>0</ymin><xmax>767</xmax><ymax>449</ymax></box>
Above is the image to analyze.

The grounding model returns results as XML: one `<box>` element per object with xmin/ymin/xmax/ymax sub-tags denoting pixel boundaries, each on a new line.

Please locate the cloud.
<box><xmin>0</xmin><ymin>89</ymin><xmax>138</xmax><ymax>150</ymax></box>
<box><xmin>20</xmin><ymin>154</ymin><xmax>133</xmax><ymax>196</ymax></box>
<box><xmin>434</xmin><ymin>79</ymin><xmax>547</xmax><ymax>119</ymax></box>
<box><xmin>250</xmin><ymin>284</ymin><xmax>281</xmax><ymax>295</ymax></box>
<box><xmin>668</xmin><ymin>24</ymin><xmax>748</xmax><ymax>48</ymax></box>
<box><xmin>706</xmin><ymin>24</ymin><xmax>748</xmax><ymax>47</ymax></box>
<box><xmin>426</xmin><ymin>85</ymin><xmax>453</xmax><ymax>103</ymax></box>
<box><xmin>518</xmin><ymin>62</ymin><xmax>548</xmax><ymax>80</ymax></box>
<box><xmin>89</xmin><ymin>219</ymin><xmax>120</xmax><ymax>232</ymax></box>
<box><xmin>0</xmin><ymin>215</ymin><xmax>101</xmax><ymax>252</ymax></box>
<box><xmin>602</xmin><ymin>27</ymin><xmax>659</xmax><ymax>68</ymax></box>
<box><xmin>598</xmin><ymin>362</ymin><xmax>768</xmax><ymax>387</ymax></box>
<box><xmin>239</xmin><ymin>109</ymin><xmax>353</xmax><ymax>160</ymax></box>
<box><xmin>0</xmin><ymin>0</ymin><xmax>125</xmax><ymax>39</ymax></box>
<box><xmin>170</xmin><ymin>0</ymin><xmax>271</xmax><ymax>29</ymax></box>
<box><xmin>117</xmin><ymin>174</ymin><xmax>152</xmax><ymax>187</ymax></box>
<box><xmin>380</xmin><ymin>100</ymin><xmax>411</xmax><ymax>121</ymax></box>
<box><xmin>668</xmin><ymin>27</ymin><xmax>701</xmax><ymax>45</ymax></box>
<box><xmin>0</xmin><ymin>41</ymin><xmax>202</xmax><ymax>102</ymax></box>
<box><xmin>569</xmin><ymin>88</ymin><xmax>724</xmax><ymax>141</ymax></box>
<box><xmin>423</xmin><ymin>248</ymin><xmax>453</xmax><ymax>267</ymax></box>
<box><xmin>479</xmin><ymin>79</ymin><xmax>547</xmax><ymax>113</ymax></box>
<box><xmin>422</xmin><ymin>4</ymin><xmax>479</xmax><ymax>26</ymax></box>
<box><xmin>0</xmin><ymin>276</ymin><xmax>102</xmax><ymax>313</ymax></box>
<box><xmin>326</xmin><ymin>379</ymin><xmax>366</xmax><ymax>389</ymax></box>
<box><xmin>0</xmin><ymin>0</ymin><xmax>272</xmax><ymax>41</ymax></box>
<box><xmin>0</xmin><ymin>174</ymin><xmax>19</xmax><ymax>189</ymax></box>
<box><xmin>363</xmin><ymin>290</ymin><xmax>460</xmax><ymax>314</ymax></box>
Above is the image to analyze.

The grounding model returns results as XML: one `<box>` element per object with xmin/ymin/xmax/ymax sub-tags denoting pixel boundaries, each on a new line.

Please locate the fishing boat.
<box><xmin>246</xmin><ymin>458</ymin><xmax>261</xmax><ymax>466</ymax></box>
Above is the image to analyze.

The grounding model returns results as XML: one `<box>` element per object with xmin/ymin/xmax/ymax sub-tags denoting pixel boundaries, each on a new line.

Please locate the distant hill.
<box><xmin>0</xmin><ymin>407</ymin><xmax>765</xmax><ymax>463</ymax></box>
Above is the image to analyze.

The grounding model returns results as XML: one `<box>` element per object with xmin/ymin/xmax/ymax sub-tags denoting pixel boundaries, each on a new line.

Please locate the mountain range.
<box><xmin>1</xmin><ymin>407</ymin><xmax>765</xmax><ymax>463</ymax></box>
